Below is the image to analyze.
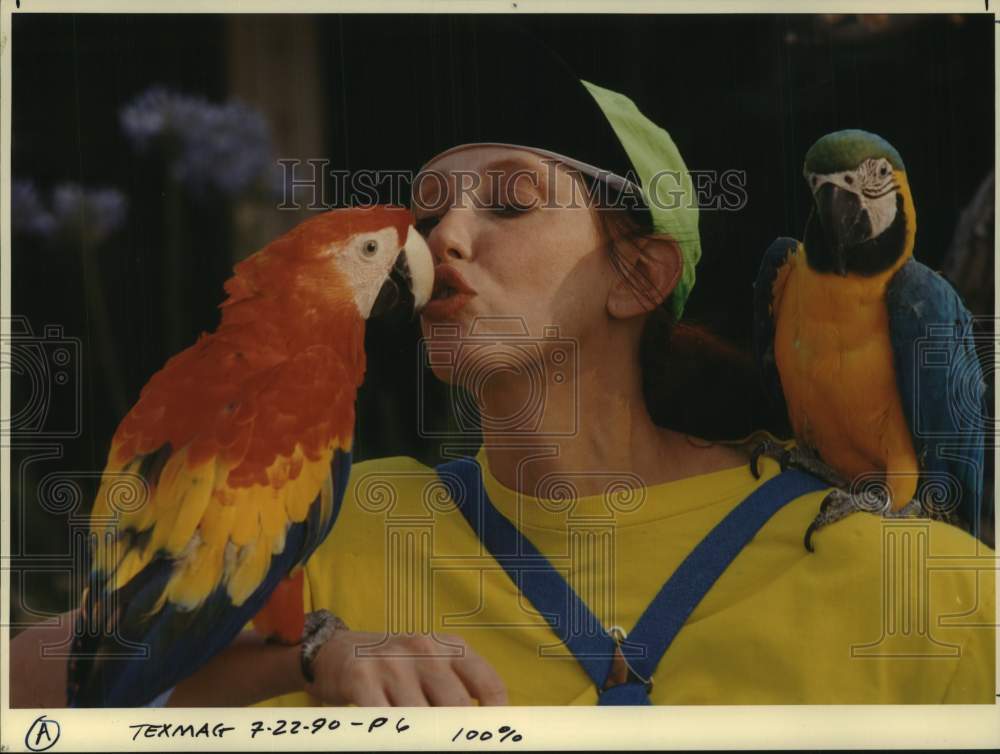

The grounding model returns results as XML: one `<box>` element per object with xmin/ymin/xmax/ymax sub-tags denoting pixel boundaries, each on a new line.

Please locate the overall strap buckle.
<box><xmin>599</xmin><ymin>626</ymin><xmax>654</xmax><ymax>695</ymax></box>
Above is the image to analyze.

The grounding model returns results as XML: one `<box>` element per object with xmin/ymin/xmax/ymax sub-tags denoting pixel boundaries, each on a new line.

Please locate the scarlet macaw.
<box><xmin>68</xmin><ymin>206</ymin><xmax>433</xmax><ymax>706</ymax></box>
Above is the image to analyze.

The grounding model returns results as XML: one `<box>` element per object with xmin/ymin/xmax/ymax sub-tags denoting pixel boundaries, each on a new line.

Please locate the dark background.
<box><xmin>9</xmin><ymin>13</ymin><xmax>995</xmax><ymax>620</ymax></box>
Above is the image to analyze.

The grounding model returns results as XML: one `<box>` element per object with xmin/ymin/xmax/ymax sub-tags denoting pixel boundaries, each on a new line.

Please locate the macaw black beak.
<box><xmin>814</xmin><ymin>183</ymin><xmax>872</xmax><ymax>275</ymax></box>
<box><xmin>369</xmin><ymin>227</ymin><xmax>434</xmax><ymax>319</ymax></box>
<box><xmin>370</xmin><ymin>251</ymin><xmax>414</xmax><ymax>319</ymax></box>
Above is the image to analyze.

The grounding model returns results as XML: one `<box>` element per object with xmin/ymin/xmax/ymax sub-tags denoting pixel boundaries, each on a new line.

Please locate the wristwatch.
<box><xmin>299</xmin><ymin>609</ymin><xmax>350</xmax><ymax>685</ymax></box>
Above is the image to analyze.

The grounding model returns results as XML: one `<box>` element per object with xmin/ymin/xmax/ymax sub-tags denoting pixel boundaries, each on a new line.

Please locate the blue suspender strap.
<box><xmin>435</xmin><ymin>458</ymin><xmax>829</xmax><ymax>705</ymax></box>
<box><xmin>436</xmin><ymin>458</ymin><xmax>620</xmax><ymax>692</ymax></box>
<box><xmin>617</xmin><ymin>467</ymin><xmax>828</xmax><ymax>700</ymax></box>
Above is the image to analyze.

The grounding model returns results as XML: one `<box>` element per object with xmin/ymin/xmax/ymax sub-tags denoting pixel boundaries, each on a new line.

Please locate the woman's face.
<box><xmin>413</xmin><ymin>146</ymin><xmax>616</xmax><ymax>386</ymax></box>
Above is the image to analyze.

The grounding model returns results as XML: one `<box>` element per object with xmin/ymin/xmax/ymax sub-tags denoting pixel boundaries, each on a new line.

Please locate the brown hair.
<box><xmin>597</xmin><ymin>204</ymin><xmax>787</xmax><ymax>442</ymax></box>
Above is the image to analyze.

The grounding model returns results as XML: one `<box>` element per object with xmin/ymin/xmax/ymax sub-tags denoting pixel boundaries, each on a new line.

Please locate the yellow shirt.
<box><xmin>257</xmin><ymin>447</ymin><xmax>995</xmax><ymax>706</ymax></box>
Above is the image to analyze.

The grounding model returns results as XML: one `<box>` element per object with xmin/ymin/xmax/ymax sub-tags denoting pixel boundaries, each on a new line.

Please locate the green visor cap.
<box><xmin>582</xmin><ymin>81</ymin><xmax>702</xmax><ymax>321</ymax></box>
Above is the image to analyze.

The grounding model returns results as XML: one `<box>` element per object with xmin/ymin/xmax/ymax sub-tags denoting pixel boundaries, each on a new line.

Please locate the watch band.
<box><xmin>300</xmin><ymin>609</ymin><xmax>349</xmax><ymax>685</ymax></box>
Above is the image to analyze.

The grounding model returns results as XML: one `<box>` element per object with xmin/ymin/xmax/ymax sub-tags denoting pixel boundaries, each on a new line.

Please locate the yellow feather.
<box><xmin>282</xmin><ymin>469</ymin><xmax>313</xmax><ymax>525</ymax></box>
<box><xmin>319</xmin><ymin>471</ymin><xmax>334</xmax><ymax>528</ymax></box>
<box><xmin>88</xmin><ymin>525</ymin><xmax>116</xmax><ymax>578</ymax></box>
<box><xmin>165</xmin><ymin>541</ymin><xmax>225</xmax><ymax>610</ymax></box>
<box><xmin>146</xmin><ymin>508</ymin><xmax>178</xmax><ymax>554</ymax></box>
<box><xmin>285</xmin><ymin>481</ymin><xmax>315</xmax><ymax>524</ymax></box>
<box><xmin>230</xmin><ymin>488</ymin><xmax>262</xmax><ymax>546</ymax></box>
<box><xmin>89</xmin><ymin>459</ymin><xmax>156</xmax><ymax>580</ymax></box>
<box><xmin>90</xmin><ymin>477</ymin><xmax>113</xmax><ymax>521</ymax></box>
<box><xmin>163</xmin><ymin>459</ymin><xmax>218</xmax><ymax>553</ymax></box>
<box><xmin>144</xmin><ymin>450</ymin><xmax>192</xmax><ymax>552</ymax></box>
<box><xmin>212</xmin><ymin>483</ymin><xmax>235</xmax><ymax>507</ymax></box>
<box><xmin>260</xmin><ymin>486</ymin><xmax>288</xmax><ymax>554</ymax></box>
<box><xmin>228</xmin><ymin>542</ymin><xmax>271</xmax><ymax>606</ymax></box>
<box><xmin>123</xmin><ymin>453</ymin><xmax>165</xmax><ymax>534</ymax></box>
<box><xmin>200</xmin><ymin>499</ymin><xmax>237</xmax><ymax>550</ymax></box>
<box><xmin>285</xmin><ymin>451</ymin><xmax>331</xmax><ymax>523</ymax></box>
<box><xmin>119</xmin><ymin>490</ymin><xmax>156</xmax><ymax>535</ymax></box>
<box><xmin>155</xmin><ymin>446</ymin><xmax>193</xmax><ymax>509</ymax></box>
<box><xmin>112</xmin><ymin>547</ymin><xmax>155</xmax><ymax>592</ymax></box>
<box><xmin>90</xmin><ymin>462</ymin><xmax>141</xmax><ymax>522</ymax></box>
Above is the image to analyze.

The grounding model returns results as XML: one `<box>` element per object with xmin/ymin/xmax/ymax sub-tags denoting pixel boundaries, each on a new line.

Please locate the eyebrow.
<box><xmin>412</xmin><ymin>155</ymin><xmax>552</xmax><ymax>212</ymax></box>
<box><xmin>480</xmin><ymin>157</ymin><xmax>549</xmax><ymax>197</ymax></box>
<box><xmin>481</xmin><ymin>158</ymin><xmax>550</xmax><ymax>191</ymax></box>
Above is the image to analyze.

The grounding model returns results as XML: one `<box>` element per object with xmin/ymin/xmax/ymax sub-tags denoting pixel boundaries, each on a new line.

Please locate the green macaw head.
<box><xmin>802</xmin><ymin>129</ymin><xmax>911</xmax><ymax>276</ymax></box>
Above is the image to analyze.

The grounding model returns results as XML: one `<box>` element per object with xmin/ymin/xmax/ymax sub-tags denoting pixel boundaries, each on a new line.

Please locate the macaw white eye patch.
<box><xmin>863</xmin><ymin>188</ymin><xmax>899</xmax><ymax>239</ymax></box>
<box><xmin>332</xmin><ymin>226</ymin><xmax>404</xmax><ymax>317</ymax></box>
<box><xmin>857</xmin><ymin>159</ymin><xmax>899</xmax><ymax>239</ymax></box>
<box><xmin>809</xmin><ymin>158</ymin><xmax>899</xmax><ymax>241</ymax></box>
<box><xmin>857</xmin><ymin>157</ymin><xmax>896</xmax><ymax>198</ymax></box>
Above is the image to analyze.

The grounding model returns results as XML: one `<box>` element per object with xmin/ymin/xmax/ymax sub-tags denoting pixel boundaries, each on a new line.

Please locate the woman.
<box><xmin>11</xmin><ymin>20</ymin><xmax>993</xmax><ymax>708</ymax></box>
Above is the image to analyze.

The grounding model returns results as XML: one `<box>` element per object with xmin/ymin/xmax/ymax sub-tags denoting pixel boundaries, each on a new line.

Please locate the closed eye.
<box><xmin>487</xmin><ymin>201</ymin><xmax>533</xmax><ymax>218</ymax></box>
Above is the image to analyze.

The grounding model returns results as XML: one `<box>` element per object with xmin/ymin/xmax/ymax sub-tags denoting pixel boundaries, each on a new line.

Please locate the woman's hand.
<box><xmin>10</xmin><ymin>611</ymin><xmax>77</xmax><ymax>708</ymax></box>
<box><xmin>305</xmin><ymin>631</ymin><xmax>508</xmax><ymax>706</ymax></box>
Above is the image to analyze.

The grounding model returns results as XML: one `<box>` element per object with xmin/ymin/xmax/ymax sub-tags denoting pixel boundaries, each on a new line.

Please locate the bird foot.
<box><xmin>885</xmin><ymin>498</ymin><xmax>925</xmax><ymax>520</ymax></box>
<box><xmin>748</xmin><ymin>440</ymin><xmax>788</xmax><ymax>479</ymax></box>
<box><xmin>804</xmin><ymin>489</ymin><xmax>874</xmax><ymax>552</ymax></box>
<box><xmin>749</xmin><ymin>440</ymin><xmax>847</xmax><ymax>487</ymax></box>
<box><xmin>804</xmin><ymin>489</ymin><xmax>925</xmax><ymax>552</ymax></box>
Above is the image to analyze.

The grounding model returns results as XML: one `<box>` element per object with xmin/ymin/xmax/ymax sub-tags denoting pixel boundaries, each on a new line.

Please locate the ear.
<box><xmin>606</xmin><ymin>234</ymin><xmax>683</xmax><ymax>320</ymax></box>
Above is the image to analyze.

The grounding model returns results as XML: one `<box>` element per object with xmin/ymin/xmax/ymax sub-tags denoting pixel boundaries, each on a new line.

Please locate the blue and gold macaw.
<box><xmin>752</xmin><ymin>129</ymin><xmax>989</xmax><ymax>550</ymax></box>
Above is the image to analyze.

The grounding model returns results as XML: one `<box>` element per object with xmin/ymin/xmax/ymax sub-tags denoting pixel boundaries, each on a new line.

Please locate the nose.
<box><xmin>427</xmin><ymin>206</ymin><xmax>474</xmax><ymax>264</ymax></box>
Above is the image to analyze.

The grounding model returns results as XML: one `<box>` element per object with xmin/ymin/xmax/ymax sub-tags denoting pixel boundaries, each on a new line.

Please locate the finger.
<box><xmin>420</xmin><ymin>665</ymin><xmax>475</xmax><ymax>706</ymax></box>
<box><xmin>451</xmin><ymin>654</ymin><xmax>508</xmax><ymax>706</ymax></box>
<box><xmin>385</xmin><ymin>673</ymin><xmax>431</xmax><ymax>707</ymax></box>
<box><xmin>353</xmin><ymin>683</ymin><xmax>391</xmax><ymax>707</ymax></box>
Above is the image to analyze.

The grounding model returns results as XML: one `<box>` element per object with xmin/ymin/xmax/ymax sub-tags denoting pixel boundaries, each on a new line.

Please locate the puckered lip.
<box><xmin>431</xmin><ymin>265</ymin><xmax>477</xmax><ymax>300</ymax></box>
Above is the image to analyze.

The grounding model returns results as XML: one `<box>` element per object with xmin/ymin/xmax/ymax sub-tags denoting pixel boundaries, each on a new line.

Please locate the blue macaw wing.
<box><xmin>886</xmin><ymin>259</ymin><xmax>989</xmax><ymax>541</ymax></box>
<box><xmin>752</xmin><ymin>237</ymin><xmax>799</xmax><ymax>415</ymax></box>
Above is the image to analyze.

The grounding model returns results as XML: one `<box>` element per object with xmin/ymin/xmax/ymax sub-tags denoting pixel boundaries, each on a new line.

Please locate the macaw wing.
<box><xmin>752</xmin><ymin>237</ymin><xmax>799</xmax><ymax>415</ymax></box>
<box><xmin>886</xmin><ymin>258</ymin><xmax>989</xmax><ymax>540</ymax></box>
<box><xmin>68</xmin><ymin>344</ymin><xmax>356</xmax><ymax>707</ymax></box>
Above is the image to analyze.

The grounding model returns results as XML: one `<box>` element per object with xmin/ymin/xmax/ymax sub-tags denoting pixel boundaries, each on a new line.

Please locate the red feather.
<box><xmin>253</xmin><ymin>569</ymin><xmax>305</xmax><ymax>644</ymax></box>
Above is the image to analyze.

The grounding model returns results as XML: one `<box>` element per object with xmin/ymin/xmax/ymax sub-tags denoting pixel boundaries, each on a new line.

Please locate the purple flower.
<box><xmin>13</xmin><ymin>180</ymin><xmax>127</xmax><ymax>247</ymax></box>
<box><xmin>119</xmin><ymin>86</ymin><xmax>171</xmax><ymax>151</ymax></box>
<box><xmin>120</xmin><ymin>86</ymin><xmax>275</xmax><ymax>198</ymax></box>
<box><xmin>12</xmin><ymin>180</ymin><xmax>56</xmax><ymax>237</ymax></box>
<box><xmin>51</xmin><ymin>183</ymin><xmax>128</xmax><ymax>247</ymax></box>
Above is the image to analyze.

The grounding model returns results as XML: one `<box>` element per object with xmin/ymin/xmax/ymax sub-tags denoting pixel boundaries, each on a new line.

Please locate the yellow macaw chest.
<box><xmin>773</xmin><ymin>250</ymin><xmax>918</xmax><ymax>486</ymax></box>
